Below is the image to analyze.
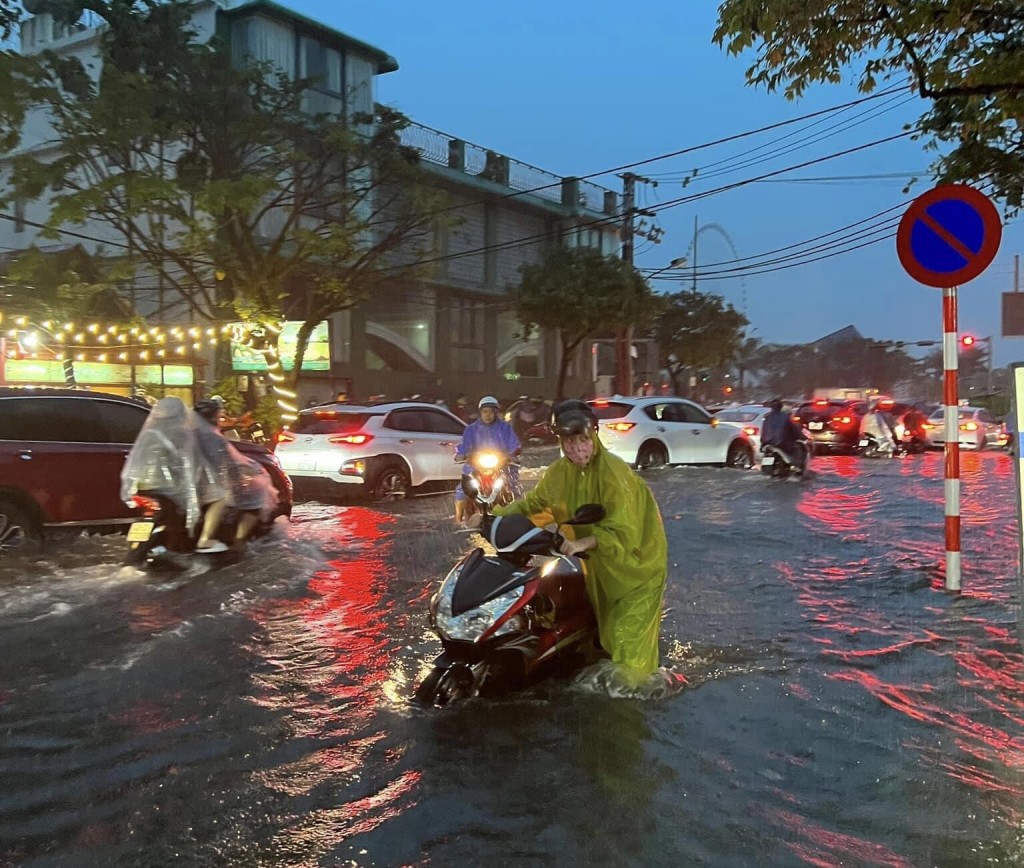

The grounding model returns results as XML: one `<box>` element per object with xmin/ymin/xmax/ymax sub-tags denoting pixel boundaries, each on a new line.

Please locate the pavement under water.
<box><xmin>0</xmin><ymin>449</ymin><xmax>1022</xmax><ymax>867</ymax></box>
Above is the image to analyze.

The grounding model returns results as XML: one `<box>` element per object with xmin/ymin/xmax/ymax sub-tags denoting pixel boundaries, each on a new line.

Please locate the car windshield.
<box><xmin>716</xmin><ymin>410</ymin><xmax>760</xmax><ymax>423</ymax></box>
<box><xmin>588</xmin><ymin>401</ymin><xmax>634</xmax><ymax>420</ymax></box>
<box><xmin>290</xmin><ymin>411</ymin><xmax>373</xmax><ymax>435</ymax></box>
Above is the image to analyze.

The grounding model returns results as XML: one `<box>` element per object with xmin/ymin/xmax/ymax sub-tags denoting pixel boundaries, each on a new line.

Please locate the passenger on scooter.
<box><xmin>194</xmin><ymin>399</ymin><xmax>276</xmax><ymax>554</ymax></box>
<box><xmin>120</xmin><ymin>397</ymin><xmax>203</xmax><ymax>552</ymax></box>
<box><xmin>493</xmin><ymin>399</ymin><xmax>668</xmax><ymax>680</ymax></box>
<box><xmin>760</xmin><ymin>398</ymin><xmax>808</xmax><ymax>468</ymax></box>
<box><xmin>453</xmin><ymin>396</ymin><xmax>522</xmax><ymax>524</ymax></box>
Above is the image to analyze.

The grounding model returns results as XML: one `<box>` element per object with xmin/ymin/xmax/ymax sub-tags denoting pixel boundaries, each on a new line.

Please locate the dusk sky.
<box><xmin>285</xmin><ymin>0</ymin><xmax>1023</xmax><ymax>365</ymax></box>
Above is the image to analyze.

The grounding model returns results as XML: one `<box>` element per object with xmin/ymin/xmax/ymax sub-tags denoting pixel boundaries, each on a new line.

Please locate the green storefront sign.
<box><xmin>4</xmin><ymin>359</ymin><xmax>194</xmax><ymax>386</ymax></box>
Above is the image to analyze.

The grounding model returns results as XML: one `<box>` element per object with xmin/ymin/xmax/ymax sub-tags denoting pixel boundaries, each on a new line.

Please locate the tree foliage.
<box><xmin>714</xmin><ymin>1</ymin><xmax>1024</xmax><ymax>208</ymax></box>
<box><xmin>5</xmin><ymin>0</ymin><xmax>439</xmax><ymax>418</ymax></box>
<box><xmin>510</xmin><ymin>246</ymin><xmax>654</xmax><ymax>400</ymax></box>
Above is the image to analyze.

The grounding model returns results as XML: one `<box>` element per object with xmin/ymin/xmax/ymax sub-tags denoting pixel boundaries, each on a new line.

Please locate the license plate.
<box><xmin>283</xmin><ymin>452</ymin><xmax>316</xmax><ymax>472</ymax></box>
<box><xmin>859</xmin><ymin>439</ymin><xmax>869</xmax><ymax>447</ymax></box>
<box><xmin>808</xmin><ymin>421</ymin><xmax>824</xmax><ymax>430</ymax></box>
<box><xmin>761</xmin><ymin>455</ymin><xmax>775</xmax><ymax>466</ymax></box>
<box><xmin>127</xmin><ymin>521</ymin><xmax>154</xmax><ymax>542</ymax></box>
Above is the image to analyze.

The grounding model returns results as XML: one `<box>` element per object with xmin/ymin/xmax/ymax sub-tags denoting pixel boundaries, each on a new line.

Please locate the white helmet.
<box><xmin>478</xmin><ymin>396</ymin><xmax>499</xmax><ymax>409</ymax></box>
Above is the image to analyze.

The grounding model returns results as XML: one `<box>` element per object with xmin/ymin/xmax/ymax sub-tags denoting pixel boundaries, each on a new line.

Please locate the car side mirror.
<box><xmin>566</xmin><ymin>503</ymin><xmax>605</xmax><ymax>525</ymax></box>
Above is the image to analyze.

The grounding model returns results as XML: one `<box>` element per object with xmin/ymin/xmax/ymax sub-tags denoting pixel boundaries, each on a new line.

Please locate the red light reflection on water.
<box><xmin>762</xmin><ymin>806</ymin><xmax>914</xmax><ymax>868</ymax></box>
<box><xmin>242</xmin><ymin>507</ymin><xmax>421</xmax><ymax>856</ymax></box>
<box><xmin>797</xmin><ymin>488</ymin><xmax>878</xmax><ymax>536</ymax></box>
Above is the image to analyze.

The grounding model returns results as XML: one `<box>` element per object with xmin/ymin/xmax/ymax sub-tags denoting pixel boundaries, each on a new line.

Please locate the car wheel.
<box><xmin>371</xmin><ymin>462</ymin><xmax>410</xmax><ymax>501</ymax></box>
<box><xmin>726</xmin><ymin>442</ymin><xmax>753</xmax><ymax>469</ymax></box>
<box><xmin>636</xmin><ymin>442</ymin><xmax>668</xmax><ymax>470</ymax></box>
<box><xmin>0</xmin><ymin>500</ymin><xmax>37</xmax><ymax>552</ymax></box>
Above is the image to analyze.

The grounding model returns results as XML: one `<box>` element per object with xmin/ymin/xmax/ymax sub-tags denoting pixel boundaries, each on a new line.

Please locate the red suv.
<box><xmin>0</xmin><ymin>388</ymin><xmax>292</xmax><ymax>549</ymax></box>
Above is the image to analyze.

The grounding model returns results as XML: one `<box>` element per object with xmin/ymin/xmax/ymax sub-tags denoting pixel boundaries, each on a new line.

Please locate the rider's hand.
<box><xmin>559</xmin><ymin>536</ymin><xmax>596</xmax><ymax>557</ymax></box>
<box><xmin>454</xmin><ymin>454</ymin><xmax>466</xmax><ymax>463</ymax></box>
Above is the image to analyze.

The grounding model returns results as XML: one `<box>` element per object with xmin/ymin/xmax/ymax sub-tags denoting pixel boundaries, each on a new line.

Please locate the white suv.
<box><xmin>275</xmin><ymin>402</ymin><xmax>466</xmax><ymax>500</ymax></box>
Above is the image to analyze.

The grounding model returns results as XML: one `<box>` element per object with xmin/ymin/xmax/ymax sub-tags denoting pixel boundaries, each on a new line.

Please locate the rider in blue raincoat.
<box><xmin>453</xmin><ymin>396</ymin><xmax>522</xmax><ymax>523</ymax></box>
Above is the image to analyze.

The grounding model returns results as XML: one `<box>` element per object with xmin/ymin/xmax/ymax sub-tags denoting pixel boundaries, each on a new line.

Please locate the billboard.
<box><xmin>230</xmin><ymin>321</ymin><xmax>330</xmax><ymax>372</ymax></box>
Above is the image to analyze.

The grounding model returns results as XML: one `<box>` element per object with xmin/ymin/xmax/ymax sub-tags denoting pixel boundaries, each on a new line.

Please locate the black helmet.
<box><xmin>766</xmin><ymin>397</ymin><xmax>783</xmax><ymax>413</ymax></box>
<box><xmin>551</xmin><ymin>399</ymin><xmax>597</xmax><ymax>438</ymax></box>
<box><xmin>194</xmin><ymin>398</ymin><xmax>223</xmax><ymax>424</ymax></box>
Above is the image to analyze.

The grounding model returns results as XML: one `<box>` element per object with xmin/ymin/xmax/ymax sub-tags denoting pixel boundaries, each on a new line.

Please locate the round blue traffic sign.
<box><xmin>896</xmin><ymin>185</ymin><xmax>1002</xmax><ymax>288</ymax></box>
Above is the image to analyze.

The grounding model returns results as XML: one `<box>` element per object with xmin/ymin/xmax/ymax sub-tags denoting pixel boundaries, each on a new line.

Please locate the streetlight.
<box><xmin>646</xmin><ymin>256</ymin><xmax>688</xmax><ymax>281</ymax></box>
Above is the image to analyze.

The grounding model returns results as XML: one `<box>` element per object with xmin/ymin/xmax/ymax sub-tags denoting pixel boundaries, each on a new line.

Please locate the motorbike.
<box><xmin>457</xmin><ymin>450</ymin><xmax>521</xmax><ymax>520</ymax></box>
<box><xmin>123</xmin><ymin>493</ymin><xmax>273</xmax><ymax>570</ymax></box>
<box><xmin>760</xmin><ymin>440</ymin><xmax>811</xmax><ymax>480</ymax></box>
<box><xmin>417</xmin><ymin>476</ymin><xmax>605</xmax><ymax>706</ymax></box>
<box><xmin>856</xmin><ymin>432</ymin><xmax>899</xmax><ymax>458</ymax></box>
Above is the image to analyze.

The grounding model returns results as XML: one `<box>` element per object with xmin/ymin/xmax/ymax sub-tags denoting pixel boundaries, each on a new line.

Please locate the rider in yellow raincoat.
<box><xmin>493</xmin><ymin>400</ymin><xmax>668</xmax><ymax>678</ymax></box>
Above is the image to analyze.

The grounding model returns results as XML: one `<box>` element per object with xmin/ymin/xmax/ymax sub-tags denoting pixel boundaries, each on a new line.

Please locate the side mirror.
<box><xmin>565</xmin><ymin>503</ymin><xmax>605</xmax><ymax>525</ymax></box>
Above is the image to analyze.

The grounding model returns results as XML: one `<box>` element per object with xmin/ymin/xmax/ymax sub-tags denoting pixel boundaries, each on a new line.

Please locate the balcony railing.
<box><xmin>400</xmin><ymin>120</ymin><xmax>618</xmax><ymax>215</ymax></box>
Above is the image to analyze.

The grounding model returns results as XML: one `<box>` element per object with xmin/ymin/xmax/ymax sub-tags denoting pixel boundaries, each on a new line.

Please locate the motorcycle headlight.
<box><xmin>475</xmin><ymin>452</ymin><xmax>501</xmax><ymax>471</ymax></box>
<box><xmin>434</xmin><ymin>563</ymin><xmax>525</xmax><ymax>642</ymax></box>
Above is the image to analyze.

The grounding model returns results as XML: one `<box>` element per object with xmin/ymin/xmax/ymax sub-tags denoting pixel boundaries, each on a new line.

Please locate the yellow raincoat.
<box><xmin>494</xmin><ymin>432</ymin><xmax>668</xmax><ymax>677</ymax></box>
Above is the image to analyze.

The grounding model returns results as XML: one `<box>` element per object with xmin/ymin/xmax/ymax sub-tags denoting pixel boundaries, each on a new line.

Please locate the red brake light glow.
<box><xmin>833</xmin><ymin>415</ymin><xmax>853</xmax><ymax>426</ymax></box>
<box><xmin>131</xmin><ymin>494</ymin><xmax>160</xmax><ymax>516</ymax></box>
<box><xmin>328</xmin><ymin>433</ymin><xmax>373</xmax><ymax>445</ymax></box>
<box><xmin>593</xmin><ymin>400</ymin><xmax>609</xmax><ymax>407</ymax></box>
<box><xmin>742</xmin><ymin>426</ymin><xmax>759</xmax><ymax>437</ymax></box>
<box><xmin>814</xmin><ymin>399</ymin><xmax>829</xmax><ymax>406</ymax></box>
<box><xmin>605</xmin><ymin>422</ymin><xmax>636</xmax><ymax>432</ymax></box>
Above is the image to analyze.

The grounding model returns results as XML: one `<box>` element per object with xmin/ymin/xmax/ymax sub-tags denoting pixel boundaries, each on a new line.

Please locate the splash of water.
<box><xmin>570</xmin><ymin>660</ymin><xmax>688</xmax><ymax>701</ymax></box>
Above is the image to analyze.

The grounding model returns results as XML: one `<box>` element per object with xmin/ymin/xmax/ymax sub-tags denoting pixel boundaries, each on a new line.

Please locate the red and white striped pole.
<box><xmin>942</xmin><ymin>286</ymin><xmax>961</xmax><ymax>592</ymax></box>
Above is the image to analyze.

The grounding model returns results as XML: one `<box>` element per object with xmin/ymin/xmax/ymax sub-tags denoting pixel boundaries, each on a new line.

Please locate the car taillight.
<box><xmin>792</xmin><ymin>416</ymin><xmax>801</xmax><ymax>423</ymax></box>
<box><xmin>276</xmin><ymin>431</ymin><xmax>296</xmax><ymax>444</ymax></box>
<box><xmin>960</xmin><ymin>421</ymin><xmax>978</xmax><ymax>432</ymax></box>
<box><xmin>833</xmin><ymin>415</ymin><xmax>853</xmax><ymax>426</ymax></box>
<box><xmin>328</xmin><ymin>433</ymin><xmax>373</xmax><ymax>445</ymax></box>
<box><xmin>922</xmin><ymin>422</ymin><xmax>934</xmax><ymax>429</ymax></box>
<box><xmin>131</xmin><ymin>494</ymin><xmax>160</xmax><ymax>516</ymax></box>
<box><xmin>743</xmin><ymin>426</ymin><xmax>759</xmax><ymax>437</ymax></box>
<box><xmin>604</xmin><ymin>422</ymin><xmax>636</xmax><ymax>433</ymax></box>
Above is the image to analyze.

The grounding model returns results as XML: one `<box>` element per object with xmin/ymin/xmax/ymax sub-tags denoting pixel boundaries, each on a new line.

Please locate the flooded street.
<box><xmin>1</xmin><ymin>449</ymin><xmax>1023</xmax><ymax>867</ymax></box>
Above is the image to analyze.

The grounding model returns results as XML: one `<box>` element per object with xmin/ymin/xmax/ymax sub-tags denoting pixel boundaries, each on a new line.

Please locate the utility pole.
<box><xmin>692</xmin><ymin>214</ymin><xmax>698</xmax><ymax>293</ymax></box>
<box><xmin>615</xmin><ymin>173</ymin><xmax>637</xmax><ymax>396</ymax></box>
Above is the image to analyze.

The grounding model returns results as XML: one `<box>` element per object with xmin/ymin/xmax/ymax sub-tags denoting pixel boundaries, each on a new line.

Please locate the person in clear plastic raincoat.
<box><xmin>493</xmin><ymin>399</ymin><xmax>668</xmax><ymax>679</ymax></box>
<box><xmin>194</xmin><ymin>399</ymin><xmax>277</xmax><ymax>553</ymax></box>
<box><xmin>120</xmin><ymin>397</ymin><xmax>203</xmax><ymax>547</ymax></box>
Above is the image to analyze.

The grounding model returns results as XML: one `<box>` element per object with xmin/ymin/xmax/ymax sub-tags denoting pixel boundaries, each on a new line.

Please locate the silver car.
<box><xmin>588</xmin><ymin>397</ymin><xmax>754</xmax><ymax>469</ymax></box>
<box><xmin>713</xmin><ymin>404</ymin><xmax>771</xmax><ymax>454</ymax></box>
<box><xmin>275</xmin><ymin>402</ymin><xmax>466</xmax><ymax>500</ymax></box>
<box><xmin>924</xmin><ymin>405</ymin><xmax>1007</xmax><ymax>451</ymax></box>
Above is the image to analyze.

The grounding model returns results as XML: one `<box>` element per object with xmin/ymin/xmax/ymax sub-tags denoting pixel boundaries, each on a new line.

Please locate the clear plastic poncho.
<box><xmin>194</xmin><ymin>417</ymin><xmax>277</xmax><ymax>517</ymax></box>
<box><xmin>120</xmin><ymin>397</ymin><xmax>203</xmax><ymax>534</ymax></box>
<box><xmin>494</xmin><ymin>431</ymin><xmax>668</xmax><ymax>678</ymax></box>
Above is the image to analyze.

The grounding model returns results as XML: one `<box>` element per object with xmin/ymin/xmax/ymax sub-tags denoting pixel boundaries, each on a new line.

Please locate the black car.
<box><xmin>793</xmin><ymin>399</ymin><xmax>867</xmax><ymax>454</ymax></box>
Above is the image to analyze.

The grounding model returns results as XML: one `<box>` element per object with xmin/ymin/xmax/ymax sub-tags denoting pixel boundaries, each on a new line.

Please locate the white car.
<box><xmin>275</xmin><ymin>402</ymin><xmax>466</xmax><ymax>500</ymax></box>
<box><xmin>924</xmin><ymin>405</ymin><xmax>1007</xmax><ymax>451</ymax></box>
<box><xmin>588</xmin><ymin>397</ymin><xmax>755</xmax><ymax>469</ymax></box>
<box><xmin>712</xmin><ymin>404</ymin><xmax>771</xmax><ymax>454</ymax></box>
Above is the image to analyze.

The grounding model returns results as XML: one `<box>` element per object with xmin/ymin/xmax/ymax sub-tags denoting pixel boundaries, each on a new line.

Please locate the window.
<box><xmin>299</xmin><ymin>37</ymin><xmax>343</xmax><ymax>115</ymax></box>
<box><xmin>292</xmin><ymin>411</ymin><xmax>373</xmax><ymax>435</ymax></box>
<box><xmin>365</xmin><ymin>290</ymin><xmax>434</xmax><ymax>372</ymax></box>
<box><xmin>0</xmin><ymin>398</ymin><xmax>104</xmax><ymax>442</ymax></box>
<box><xmin>450</xmin><ymin>297</ymin><xmax>485</xmax><ymax>373</ymax></box>
<box><xmin>589</xmin><ymin>401</ymin><xmax>633</xmax><ymax>421</ymax></box>
<box><xmin>421</xmin><ymin>410</ymin><xmax>465</xmax><ymax>436</ymax></box>
<box><xmin>232</xmin><ymin>15</ymin><xmax>295</xmax><ymax>76</ymax></box>
<box><xmin>678</xmin><ymin>403</ymin><xmax>712</xmax><ymax>425</ymax></box>
<box><xmin>643</xmin><ymin>403</ymin><xmax>673</xmax><ymax>422</ymax></box>
<box><xmin>93</xmin><ymin>401</ymin><xmax>148</xmax><ymax>444</ymax></box>
<box><xmin>497</xmin><ymin>311</ymin><xmax>542</xmax><ymax>379</ymax></box>
<box><xmin>384</xmin><ymin>410</ymin><xmax>427</xmax><ymax>432</ymax></box>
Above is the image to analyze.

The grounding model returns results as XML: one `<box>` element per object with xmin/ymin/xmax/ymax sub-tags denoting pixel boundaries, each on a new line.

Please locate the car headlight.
<box><xmin>434</xmin><ymin>563</ymin><xmax>525</xmax><ymax>642</ymax></box>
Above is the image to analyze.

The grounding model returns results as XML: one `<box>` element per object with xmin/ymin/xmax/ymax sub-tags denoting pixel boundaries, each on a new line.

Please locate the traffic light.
<box><xmin>960</xmin><ymin>334</ymin><xmax>977</xmax><ymax>349</ymax></box>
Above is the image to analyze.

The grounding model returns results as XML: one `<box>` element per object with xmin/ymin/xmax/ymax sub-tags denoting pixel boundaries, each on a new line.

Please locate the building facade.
<box><xmin>0</xmin><ymin>0</ymin><xmax>620</xmax><ymax>406</ymax></box>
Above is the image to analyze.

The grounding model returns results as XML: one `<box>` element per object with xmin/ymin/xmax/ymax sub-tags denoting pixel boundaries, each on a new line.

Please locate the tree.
<box><xmin>714</xmin><ymin>1</ymin><xmax>1024</xmax><ymax>208</ymax></box>
<box><xmin>654</xmin><ymin>290</ymin><xmax>748</xmax><ymax>396</ymax></box>
<box><xmin>6</xmin><ymin>0</ymin><xmax>439</xmax><ymax>421</ymax></box>
<box><xmin>510</xmin><ymin>246</ymin><xmax>654</xmax><ymax>401</ymax></box>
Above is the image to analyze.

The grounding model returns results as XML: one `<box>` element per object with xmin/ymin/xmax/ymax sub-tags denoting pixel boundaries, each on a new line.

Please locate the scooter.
<box><xmin>417</xmin><ymin>476</ymin><xmax>604</xmax><ymax>706</ymax></box>
<box><xmin>123</xmin><ymin>493</ymin><xmax>272</xmax><ymax>570</ymax></box>
<box><xmin>457</xmin><ymin>450</ymin><xmax>521</xmax><ymax>520</ymax></box>
<box><xmin>760</xmin><ymin>440</ymin><xmax>811</xmax><ymax>480</ymax></box>
<box><xmin>856</xmin><ymin>432</ymin><xmax>899</xmax><ymax>459</ymax></box>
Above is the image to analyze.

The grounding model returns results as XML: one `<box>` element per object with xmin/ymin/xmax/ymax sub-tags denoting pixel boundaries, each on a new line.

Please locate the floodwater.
<box><xmin>1</xmin><ymin>450</ymin><xmax>1022</xmax><ymax>867</ymax></box>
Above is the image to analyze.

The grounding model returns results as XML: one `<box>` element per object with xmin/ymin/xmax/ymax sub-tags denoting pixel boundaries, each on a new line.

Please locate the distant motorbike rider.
<box><xmin>860</xmin><ymin>404</ymin><xmax>898</xmax><ymax>456</ymax></box>
<box><xmin>120</xmin><ymin>397</ymin><xmax>203</xmax><ymax>552</ymax></box>
<box><xmin>453</xmin><ymin>396</ymin><xmax>522</xmax><ymax>524</ymax></box>
<box><xmin>492</xmin><ymin>399</ymin><xmax>668</xmax><ymax>681</ymax></box>
<box><xmin>760</xmin><ymin>398</ymin><xmax>809</xmax><ymax>469</ymax></box>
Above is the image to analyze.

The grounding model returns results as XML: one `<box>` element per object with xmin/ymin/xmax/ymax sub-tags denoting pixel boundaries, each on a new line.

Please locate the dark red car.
<box><xmin>0</xmin><ymin>388</ymin><xmax>292</xmax><ymax>549</ymax></box>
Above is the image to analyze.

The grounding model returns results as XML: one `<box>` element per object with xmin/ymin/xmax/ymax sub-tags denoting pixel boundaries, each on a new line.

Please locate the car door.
<box><xmin>421</xmin><ymin>409</ymin><xmax>467</xmax><ymax>482</ymax></box>
<box><xmin>90</xmin><ymin>398</ymin><xmax>151</xmax><ymax>521</ymax></box>
<box><xmin>641</xmin><ymin>402</ymin><xmax>688</xmax><ymax>463</ymax></box>
<box><xmin>381</xmin><ymin>409</ymin><xmax>444</xmax><ymax>485</ymax></box>
<box><xmin>0</xmin><ymin>396</ymin><xmax>135</xmax><ymax>524</ymax></box>
<box><xmin>677</xmin><ymin>401</ymin><xmax>730</xmax><ymax>463</ymax></box>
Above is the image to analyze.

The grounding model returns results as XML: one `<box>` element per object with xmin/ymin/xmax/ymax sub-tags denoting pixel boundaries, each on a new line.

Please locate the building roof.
<box><xmin>813</xmin><ymin>325</ymin><xmax>863</xmax><ymax>348</ymax></box>
<box><xmin>219</xmin><ymin>0</ymin><xmax>399</xmax><ymax>74</ymax></box>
